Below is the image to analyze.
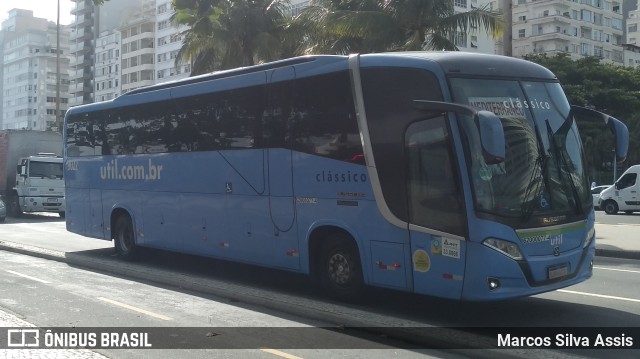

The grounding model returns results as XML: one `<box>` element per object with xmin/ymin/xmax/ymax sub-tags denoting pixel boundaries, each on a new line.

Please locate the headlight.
<box><xmin>584</xmin><ymin>225</ymin><xmax>595</xmax><ymax>248</ymax></box>
<box><xmin>483</xmin><ymin>238</ymin><xmax>523</xmax><ymax>260</ymax></box>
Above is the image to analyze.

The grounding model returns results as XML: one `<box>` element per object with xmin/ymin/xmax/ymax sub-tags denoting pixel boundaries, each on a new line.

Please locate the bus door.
<box><xmin>267</xmin><ymin>67</ymin><xmax>299</xmax><ymax>270</ymax></box>
<box><xmin>404</xmin><ymin>117</ymin><xmax>467</xmax><ymax>300</ymax></box>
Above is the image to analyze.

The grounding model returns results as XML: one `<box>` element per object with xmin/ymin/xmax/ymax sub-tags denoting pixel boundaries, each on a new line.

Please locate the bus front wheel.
<box><xmin>319</xmin><ymin>235</ymin><xmax>364</xmax><ymax>301</ymax></box>
<box><xmin>603</xmin><ymin>200</ymin><xmax>619</xmax><ymax>215</ymax></box>
<box><xmin>113</xmin><ymin>215</ymin><xmax>138</xmax><ymax>261</ymax></box>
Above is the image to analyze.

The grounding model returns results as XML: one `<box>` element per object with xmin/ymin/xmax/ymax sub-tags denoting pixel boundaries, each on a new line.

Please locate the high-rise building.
<box><xmin>69</xmin><ymin>0</ymin><xmax>97</xmax><ymax>106</ymax></box>
<box><xmin>155</xmin><ymin>0</ymin><xmax>191</xmax><ymax>84</ymax></box>
<box><xmin>94</xmin><ymin>30</ymin><xmax>120</xmax><ymax>101</ymax></box>
<box><xmin>511</xmin><ymin>0</ymin><xmax>625</xmax><ymax>64</ymax></box>
<box><xmin>69</xmin><ymin>0</ymin><xmax>133</xmax><ymax>106</ymax></box>
<box><xmin>119</xmin><ymin>0</ymin><xmax>156</xmax><ymax>94</ymax></box>
<box><xmin>0</xmin><ymin>9</ymin><xmax>70</xmax><ymax>131</ymax></box>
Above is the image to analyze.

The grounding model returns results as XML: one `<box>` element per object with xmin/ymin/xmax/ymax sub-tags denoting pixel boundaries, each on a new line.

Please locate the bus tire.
<box><xmin>319</xmin><ymin>234</ymin><xmax>364</xmax><ymax>301</ymax></box>
<box><xmin>603</xmin><ymin>200</ymin><xmax>619</xmax><ymax>215</ymax></box>
<box><xmin>113</xmin><ymin>215</ymin><xmax>138</xmax><ymax>261</ymax></box>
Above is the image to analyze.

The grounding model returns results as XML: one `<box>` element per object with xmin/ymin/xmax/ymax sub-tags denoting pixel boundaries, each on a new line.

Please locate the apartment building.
<box><xmin>118</xmin><ymin>0</ymin><xmax>156</xmax><ymax>94</ymax></box>
<box><xmin>94</xmin><ymin>30</ymin><xmax>120</xmax><ymax>101</ymax></box>
<box><xmin>453</xmin><ymin>0</ymin><xmax>502</xmax><ymax>54</ymax></box>
<box><xmin>69</xmin><ymin>0</ymin><xmax>133</xmax><ymax>106</ymax></box>
<box><xmin>0</xmin><ymin>9</ymin><xmax>70</xmax><ymax>131</ymax></box>
<box><xmin>512</xmin><ymin>0</ymin><xmax>625</xmax><ymax>64</ymax></box>
<box><xmin>155</xmin><ymin>0</ymin><xmax>190</xmax><ymax>84</ymax></box>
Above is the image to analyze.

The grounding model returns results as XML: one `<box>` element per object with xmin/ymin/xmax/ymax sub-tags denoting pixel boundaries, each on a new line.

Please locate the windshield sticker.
<box><xmin>469</xmin><ymin>97</ymin><xmax>553</xmax><ymax>116</ymax></box>
<box><xmin>539</xmin><ymin>192</ymin><xmax>551</xmax><ymax>209</ymax></box>
<box><xmin>469</xmin><ymin>97</ymin><xmax>525</xmax><ymax>117</ymax></box>
<box><xmin>413</xmin><ymin>250</ymin><xmax>431</xmax><ymax>272</ymax></box>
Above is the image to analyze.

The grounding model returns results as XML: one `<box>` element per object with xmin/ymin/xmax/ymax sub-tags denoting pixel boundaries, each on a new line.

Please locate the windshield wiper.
<box><xmin>546</xmin><ymin>119</ymin><xmax>584</xmax><ymax>215</ymax></box>
<box><xmin>520</xmin><ymin>153</ymin><xmax>545</xmax><ymax>221</ymax></box>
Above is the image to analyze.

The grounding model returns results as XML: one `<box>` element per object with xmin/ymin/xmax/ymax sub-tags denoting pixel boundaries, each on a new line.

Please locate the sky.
<box><xmin>0</xmin><ymin>0</ymin><xmax>75</xmax><ymax>26</ymax></box>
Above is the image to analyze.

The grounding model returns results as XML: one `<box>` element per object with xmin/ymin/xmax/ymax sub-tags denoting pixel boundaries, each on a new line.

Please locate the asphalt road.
<box><xmin>0</xmin><ymin>213</ymin><xmax>639</xmax><ymax>359</ymax></box>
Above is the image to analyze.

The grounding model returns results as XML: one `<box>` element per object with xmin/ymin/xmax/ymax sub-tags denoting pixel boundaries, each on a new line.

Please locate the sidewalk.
<box><xmin>593</xmin><ymin>222</ymin><xmax>640</xmax><ymax>260</ymax></box>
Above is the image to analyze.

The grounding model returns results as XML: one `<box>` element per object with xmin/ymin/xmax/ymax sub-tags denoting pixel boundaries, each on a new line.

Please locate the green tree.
<box><xmin>525</xmin><ymin>53</ymin><xmax>640</xmax><ymax>173</ymax></box>
<box><xmin>293</xmin><ymin>0</ymin><xmax>504</xmax><ymax>54</ymax></box>
<box><xmin>172</xmin><ymin>0</ymin><xmax>291</xmax><ymax>74</ymax></box>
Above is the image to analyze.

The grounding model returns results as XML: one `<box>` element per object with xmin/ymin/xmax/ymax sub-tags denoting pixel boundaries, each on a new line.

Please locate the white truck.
<box><xmin>599</xmin><ymin>164</ymin><xmax>640</xmax><ymax>215</ymax></box>
<box><xmin>0</xmin><ymin>130</ymin><xmax>65</xmax><ymax>217</ymax></box>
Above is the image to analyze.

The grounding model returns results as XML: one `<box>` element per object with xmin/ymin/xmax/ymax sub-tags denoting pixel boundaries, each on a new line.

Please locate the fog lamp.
<box><xmin>488</xmin><ymin>277</ymin><xmax>501</xmax><ymax>290</ymax></box>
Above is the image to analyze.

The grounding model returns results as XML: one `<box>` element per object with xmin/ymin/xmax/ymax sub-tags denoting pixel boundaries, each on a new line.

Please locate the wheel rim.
<box><xmin>328</xmin><ymin>251</ymin><xmax>351</xmax><ymax>286</ymax></box>
<box><xmin>605</xmin><ymin>202</ymin><xmax>616</xmax><ymax>214</ymax></box>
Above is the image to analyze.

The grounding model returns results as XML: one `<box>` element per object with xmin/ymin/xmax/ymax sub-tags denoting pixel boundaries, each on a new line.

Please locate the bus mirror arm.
<box><xmin>570</xmin><ymin>105</ymin><xmax>629</xmax><ymax>163</ymax></box>
<box><xmin>413</xmin><ymin>100</ymin><xmax>505</xmax><ymax>164</ymax></box>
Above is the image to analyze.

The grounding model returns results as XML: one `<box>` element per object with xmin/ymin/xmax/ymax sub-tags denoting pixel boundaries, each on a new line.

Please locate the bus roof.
<box><xmin>66</xmin><ymin>52</ymin><xmax>557</xmax><ymax>116</ymax></box>
<box><xmin>359</xmin><ymin>52</ymin><xmax>558</xmax><ymax>80</ymax></box>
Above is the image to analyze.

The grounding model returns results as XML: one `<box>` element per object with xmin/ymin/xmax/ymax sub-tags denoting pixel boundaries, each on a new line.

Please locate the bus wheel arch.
<box><xmin>603</xmin><ymin>200</ymin><xmax>619</xmax><ymax>215</ymax></box>
<box><xmin>309</xmin><ymin>226</ymin><xmax>365</xmax><ymax>301</ymax></box>
<box><xmin>112</xmin><ymin>209</ymin><xmax>138</xmax><ymax>261</ymax></box>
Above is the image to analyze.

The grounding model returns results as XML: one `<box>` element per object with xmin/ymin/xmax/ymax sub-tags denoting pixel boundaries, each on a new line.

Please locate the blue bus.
<box><xmin>63</xmin><ymin>52</ymin><xmax>628</xmax><ymax>301</ymax></box>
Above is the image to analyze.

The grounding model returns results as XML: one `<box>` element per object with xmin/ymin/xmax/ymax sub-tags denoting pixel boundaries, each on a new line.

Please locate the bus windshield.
<box><xmin>450</xmin><ymin>78</ymin><xmax>590</xmax><ymax>226</ymax></box>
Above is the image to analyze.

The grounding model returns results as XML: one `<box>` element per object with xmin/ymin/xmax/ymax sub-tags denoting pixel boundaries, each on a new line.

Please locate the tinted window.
<box><xmin>292</xmin><ymin>71</ymin><xmax>363</xmax><ymax>164</ymax></box>
<box><xmin>406</xmin><ymin>118</ymin><xmax>465</xmax><ymax>235</ymax></box>
<box><xmin>361</xmin><ymin>67</ymin><xmax>444</xmax><ymax>223</ymax></box>
<box><xmin>66</xmin><ymin>85</ymin><xmax>266</xmax><ymax>156</ymax></box>
<box><xmin>66</xmin><ymin>72</ymin><xmax>364</xmax><ymax>162</ymax></box>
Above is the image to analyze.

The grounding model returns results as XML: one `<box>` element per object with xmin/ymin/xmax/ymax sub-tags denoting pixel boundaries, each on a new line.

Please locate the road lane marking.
<box><xmin>6</xmin><ymin>270</ymin><xmax>51</xmax><ymax>284</ymax></box>
<box><xmin>558</xmin><ymin>289</ymin><xmax>640</xmax><ymax>304</ymax></box>
<box><xmin>594</xmin><ymin>266</ymin><xmax>640</xmax><ymax>274</ymax></box>
<box><xmin>97</xmin><ymin>297</ymin><xmax>172</xmax><ymax>321</ymax></box>
<box><xmin>260</xmin><ymin>349</ymin><xmax>303</xmax><ymax>359</ymax></box>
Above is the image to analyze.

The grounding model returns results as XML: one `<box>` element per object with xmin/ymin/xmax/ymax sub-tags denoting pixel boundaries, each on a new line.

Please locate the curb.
<box><xmin>595</xmin><ymin>248</ymin><xmax>640</xmax><ymax>260</ymax></box>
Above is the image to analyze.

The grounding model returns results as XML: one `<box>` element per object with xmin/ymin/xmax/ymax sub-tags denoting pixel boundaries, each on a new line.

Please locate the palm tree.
<box><xmin>173</xmin><ymin>0</ymin><xmax>291</xmax><ymax>74</ymax></box>
<box><xmin>293</xmin><ymin>0</ymin><xmax>504</xmax><ymax>55</ymax></box>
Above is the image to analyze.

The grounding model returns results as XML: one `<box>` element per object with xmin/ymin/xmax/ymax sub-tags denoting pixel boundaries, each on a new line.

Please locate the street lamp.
<box><xmin>56</xmin><ymin>0</ymin><xmax>61</xmax><ymax>133</ymax></box>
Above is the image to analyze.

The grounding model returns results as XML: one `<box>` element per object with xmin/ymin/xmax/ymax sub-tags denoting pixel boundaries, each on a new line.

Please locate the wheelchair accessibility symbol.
<box><xmin>539</xmin><ymin>192</ymin><xmax>550</xmax><ymax>209</ymax></box>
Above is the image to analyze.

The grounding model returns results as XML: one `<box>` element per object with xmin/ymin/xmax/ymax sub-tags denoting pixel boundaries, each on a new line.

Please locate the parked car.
<box><xmin>591</xmin><ymin>185</ymin><xmax>611</xmax><ymax>210</ymax></box>
<box><xmin>0</xmin><ymin>197</ymin><xmax>6</xmax><ymax>222</ymax></box>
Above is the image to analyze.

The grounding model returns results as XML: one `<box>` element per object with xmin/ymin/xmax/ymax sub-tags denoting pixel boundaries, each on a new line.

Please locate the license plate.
<box><xmin>47</xmin><ymin>198</ymin><xmax>58</xmax><ymax>203</ymax></box>
<box><xmin>548</xmin><ymin>264</ymin><xmax>569</xmax><ymax>279</ymax></box>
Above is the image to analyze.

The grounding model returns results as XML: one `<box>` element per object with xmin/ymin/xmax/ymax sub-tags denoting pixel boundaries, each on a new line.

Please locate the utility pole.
<box><xmin>56</xmin><ymin>0</ymin><xmax>61</xmax><ymax>133</ymax></box>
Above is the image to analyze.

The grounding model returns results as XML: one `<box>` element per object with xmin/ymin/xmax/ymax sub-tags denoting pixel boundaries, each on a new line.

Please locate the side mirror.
<box><xmin>570</xmin><ymin>105</ymin><xmax>629</xmax><ymax>163</ymax></box>
<box><xmin>17</xmin><ymin>165</ymin><xmax>27</xmax><ymax>177</ymax></box>
<box><xmin>414</xmin><ymin>100</ymin><xmax>505</xmax><ymax>164</ymax></box>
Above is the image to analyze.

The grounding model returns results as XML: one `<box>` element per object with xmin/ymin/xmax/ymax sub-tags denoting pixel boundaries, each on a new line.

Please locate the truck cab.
<box><xmin>13</xmin><ymin>153</ymin><xmax>65</xmax><ymax>217</ymax></box>
<box><xmin>599</xmin><ymin>164</ymin><xmax>640</xmax><ymax>215</ymax></box>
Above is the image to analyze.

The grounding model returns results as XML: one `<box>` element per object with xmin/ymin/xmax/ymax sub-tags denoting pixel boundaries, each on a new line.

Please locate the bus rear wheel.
<box><xmin>113</xmin><ymin>215</ymin><xmax>138</xmax><ymax>261</ymax></box>
<box><xmin>319</xmin><ymin>235</ymin><xmax>364</xmax><ymax>301</ymax></box>
<box><xmin>603</xmin><ymin>200</ymin><xmax>619</xmax><ymax>215</ymax></box>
